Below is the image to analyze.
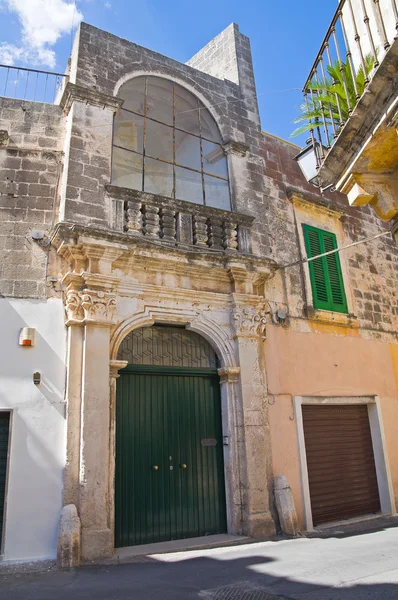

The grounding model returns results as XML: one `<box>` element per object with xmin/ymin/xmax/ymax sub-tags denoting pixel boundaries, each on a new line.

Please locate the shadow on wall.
<box><xmin>0</xmin><ymin>297</ymin><xmax>66</xmax><ymax>417</ymax></box>
<box><xmin>0</xmin><ymin>297</ymin><xmax>66</xmax><ymax>559</ymax></box>
<box><xmin>0</xmin><ymin>399</ymin><xmax>65</xmax><ymax>558</ymax></box>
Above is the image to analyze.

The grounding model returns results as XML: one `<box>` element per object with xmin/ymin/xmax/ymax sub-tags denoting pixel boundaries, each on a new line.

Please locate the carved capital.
<box><xmin>79</xmin><ymin>289</ymin><xmax>117</xmax><ymax>325</ymax></box>
<box><xmin>65</xmin><ymin>288</ymin><xmax>84</xmax><ymax>324</ymax></box>
<box><xmin>109</xmin><ymin>360</ymin><xmax>128</xmax><ymax>379</ymax></box>
<box><xmin>218</xmin><ymin>366</ymin><xmax>241</xmax><ymax>384</ymax></box>
<box><xmin>232</xmin><ymin>305</ymin><xmax>267</xmax><ymax>340</ymax></box>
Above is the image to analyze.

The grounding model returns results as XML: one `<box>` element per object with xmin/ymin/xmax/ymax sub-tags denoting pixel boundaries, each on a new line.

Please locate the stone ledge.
<box><xmin>306</xmin><ymin>307</ymin><xmax>359</xmax><ymax>328</ymax></box>
<box><xmin>60</xmin><ymin>82</ymin><xmax>124</xmax><ymax>115</ymax></box>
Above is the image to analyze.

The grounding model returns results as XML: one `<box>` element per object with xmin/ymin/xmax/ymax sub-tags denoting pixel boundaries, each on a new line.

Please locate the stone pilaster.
<box><xmin>108</xmin><ymin>360</ymin><xmax>128</xmax><ymax>548</ymax></box>
<box><xmin>218</xmin><ymin>366</ymin><xmax>243</xmax><ymax>534</ymax></box>
<box><xmin>61</xmin><ymin>269</ymin><xmax>120</xmax><ymax>563</ymax></box>
<box><xmin>231</xmin><ymin>298</ymin><xmax>276</xmax><ymax>538</ymax></box>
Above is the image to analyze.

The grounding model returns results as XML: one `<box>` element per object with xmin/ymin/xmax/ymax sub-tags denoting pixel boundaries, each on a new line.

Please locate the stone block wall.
<box><xmin>262</xmin><ymin>132</ymin><xmax>398</xmax><ymax>338</ymax></box>
<box><xmin>60</xmin><ymin>22</ymin><xmax>269</xmax><ymax>255</ymax></box>
<box><xmin>0</xmin><ymin>98</ymin><xmax>64</xmax><ymax>298</ymax></box>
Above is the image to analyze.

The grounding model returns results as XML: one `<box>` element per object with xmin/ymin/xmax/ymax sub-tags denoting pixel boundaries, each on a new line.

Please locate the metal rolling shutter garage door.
<box><xmin>0</xmin><ymin>412</ymin><xmax>10</xmax><ymax>545</ymax></box>
<box><xmin>302</xmin><ymin>404</ymin><xmax>381</xmax><ymax>526</ymax></box>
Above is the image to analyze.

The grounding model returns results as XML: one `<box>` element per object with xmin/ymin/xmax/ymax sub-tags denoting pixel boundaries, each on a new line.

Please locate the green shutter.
<box><xmin>302</xmin><ymin>224</ymin><xmax>348</xmax><ymax>314</ymax></box>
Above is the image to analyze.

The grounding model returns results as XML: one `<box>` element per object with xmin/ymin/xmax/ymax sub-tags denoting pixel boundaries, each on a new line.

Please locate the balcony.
<box><xmin>297</xmin><ymin>0</ymin><xmax>398</xmax><ymax>201</ymax></box>
<box><xmin>0</xmin><ymin>64</ymin><xmax>68</xmax><ymax>103</ymax></box>
<box><xmin>106</xmin><ymin>185</ymin><xmax>254</xmax><ymax>255</ymax></box>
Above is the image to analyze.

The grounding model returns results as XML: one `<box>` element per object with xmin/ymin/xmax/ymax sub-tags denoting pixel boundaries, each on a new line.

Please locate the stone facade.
<box><xmin>0</xmin><ymin>21</ymin><xmax>397</xmax><ymax>564</ymax></box>
<box><xmin>0</xmin><ymin>98</ymin><xmax>64</xmax><ymax>298</ymax></box>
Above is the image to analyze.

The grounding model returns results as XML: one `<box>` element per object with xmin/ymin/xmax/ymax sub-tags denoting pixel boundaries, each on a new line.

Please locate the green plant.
<box><xmin>291</xmin><ymin>54</ymin><xmax>375</xmax><ymax>141</ymax></box>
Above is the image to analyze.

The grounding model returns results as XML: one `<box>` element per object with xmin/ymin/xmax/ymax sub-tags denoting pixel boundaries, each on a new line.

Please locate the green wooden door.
<box><xmin>0</xmin><ymin>412</ymin><xmax>10</xmax><ymax>549</ymax></box>
<box><xmin>115</xmin><ymin>365</ymin><xmax>227</xmax><ymax>547</ymax></box>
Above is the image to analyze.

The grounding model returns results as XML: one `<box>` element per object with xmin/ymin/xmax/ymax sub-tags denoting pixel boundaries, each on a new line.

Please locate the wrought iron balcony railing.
<box><xmin>301</xmin><ymin>0</ymin><xmax>397</xmax><ymax>170</ymax></box>
<box><xmin>0</xmin><ymin>64</ymin><xmax>68</xmax><ymax>104</ymax></box>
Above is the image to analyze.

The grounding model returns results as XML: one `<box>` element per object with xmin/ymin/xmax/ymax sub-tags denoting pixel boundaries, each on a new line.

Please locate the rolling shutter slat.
<box><xmin>302</xmin><ymin>405</ymin><xmax>380</xmax><ymax>526</ymax></box>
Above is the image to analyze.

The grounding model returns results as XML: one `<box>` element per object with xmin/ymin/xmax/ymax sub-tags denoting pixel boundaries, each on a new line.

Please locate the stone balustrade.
<box><xmin>107</xmin><ymin>185</ymin><xmax>254</xmax><ymax>254</ymax></box>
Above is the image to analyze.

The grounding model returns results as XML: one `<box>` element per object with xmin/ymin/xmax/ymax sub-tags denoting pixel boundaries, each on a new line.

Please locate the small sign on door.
<box><xmin>201</xmin><ymin>438</ymin><xmax>217</xmax><ymax>447</ymax></box>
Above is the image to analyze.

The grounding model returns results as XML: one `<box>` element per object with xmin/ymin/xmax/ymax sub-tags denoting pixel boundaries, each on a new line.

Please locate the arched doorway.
<box><xmin>115</xmin><ymin>324</ymin><xmax>227</xmax><ymax>547</ymax></box>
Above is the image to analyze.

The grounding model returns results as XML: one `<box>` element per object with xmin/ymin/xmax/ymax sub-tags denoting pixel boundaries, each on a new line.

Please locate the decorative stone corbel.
<box><xmin>341</xmin><ymin>172</ymin><xmax>398</xmax><ymax>221</ymax></box>
<box><xmin>232</xmin><ymin>303</ymin><xmax>267</xmax><ymax>340</ymax></box>
<box><xmin>223</xmin><ymin>139</ymin><xmax>249</xmax><ymax>157</ymax></box>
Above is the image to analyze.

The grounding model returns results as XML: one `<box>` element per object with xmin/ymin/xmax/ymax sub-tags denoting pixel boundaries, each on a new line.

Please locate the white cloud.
<box><xmin>0</xmin><ymin>0</ymin><xmax>83</xmax><ymax>68</ymax></box>
<box><xmin>104</xmin><ymin>1</ymin><xmax>111</xmax><ymax>7</ymax></box>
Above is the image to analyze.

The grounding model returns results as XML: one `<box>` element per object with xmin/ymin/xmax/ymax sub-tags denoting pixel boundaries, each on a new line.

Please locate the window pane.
<box><xmin>118</xmin><ymin>76</ymin><xmax>145</xmax><ymax>114</ymax></box>
<box><xmin>145</xmin><ymin>119</ymin><xmax>173</xmax><ymax>163</ymax></box>
<box><xmin>202</xmin><ymin>140</ymin><xmax>228</xmax><ymax>178</ymax></box>
<box><xmin>205</xmin><ymin>175</ymin><xmax>230</xmax><ymax>210</ymax></box>
<box><xmin>176</xmin><ymin>167</ymin><xmax>203</xmax><ymax>205</ymax></box>
<box><xmin>114</xmin><ymin>110</ymin><xmax>144</xmax><ymax>153</ymax></box>
<box><xmin>200</xmin><ymin>108</ymin><xmax>222</xmax><ymax>142</ymax></box>
<box><xmin>175</xmin><ymin>130</ymin><xmax>201</xmax><ymax>170</ymax></box>
<box><xmin>112</xmin><ymin>147</ymin><xmax>143</xmax><ymax>190</ymax></box>
<box><xmin>175</xmin><ymin>86</ymin><xmax>200</xmax><ymax>134</ymax></box>
<box><xmin>146</xmin><ymin>77</ymin><xmax>173</xmax><ymax>125</ymax></box>
<box><xmin>144</xmin><ymin>157</ymin><xmax>173</xmax><ymax>197</ymax></box>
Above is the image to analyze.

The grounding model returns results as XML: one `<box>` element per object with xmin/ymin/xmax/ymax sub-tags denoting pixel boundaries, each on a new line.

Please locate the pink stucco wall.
<box><xmin>265</xmin><ymin>324</ymin><xmax>398</xmax><ymax>529</ymax></box>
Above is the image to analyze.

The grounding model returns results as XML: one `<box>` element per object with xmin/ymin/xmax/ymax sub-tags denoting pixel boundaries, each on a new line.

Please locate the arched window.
<box><xmin>112</xmin><ymin>76</ymin><xmax>231</xmax><ymax>211</ymax></box>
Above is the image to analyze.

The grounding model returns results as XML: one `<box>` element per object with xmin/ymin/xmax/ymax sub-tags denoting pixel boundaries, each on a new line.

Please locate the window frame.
<box><xmin>302</xmin><ymin>223</ymin><xmax>348</xmax><ymax>314</ymax></box>
<box><xmin>111</xmin><ymin>76</ymin><xmax>231</xmax><ymax>210</ymax></box>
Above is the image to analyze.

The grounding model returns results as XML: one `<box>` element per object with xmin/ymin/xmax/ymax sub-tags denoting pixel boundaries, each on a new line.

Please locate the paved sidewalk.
<box><xmin>1</xmin><ymin>521</ymin><xmax>398</xmax><ymax>599</ymax></box>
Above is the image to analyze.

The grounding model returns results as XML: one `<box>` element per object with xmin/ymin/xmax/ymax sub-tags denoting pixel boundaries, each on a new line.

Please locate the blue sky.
<box><xmin>0</xmin><ymin>0</ymin><xmax>336</xmax><ymax>143</ymax></box>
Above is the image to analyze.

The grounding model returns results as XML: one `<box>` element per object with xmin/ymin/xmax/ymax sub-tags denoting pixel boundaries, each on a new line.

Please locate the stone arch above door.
<box><xmin>117</xmin><ymin>325</ymin><xmax>219</xmax><ymax>368</ymax></box>
<box><xmin>110</xmin><ymin>306</ymin><xmax>238</xmax><ymax>369</ymax></box>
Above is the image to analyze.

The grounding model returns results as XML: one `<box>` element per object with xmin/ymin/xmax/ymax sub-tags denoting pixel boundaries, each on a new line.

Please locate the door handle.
<box><xmin>180</xmin><ymin>464</ymin><xmax>187</xmax><ymax>469</ymax></box>
<box><xmin>152</xmin><ymin>465</ymin><xmax>159</xmax><ymax>471</ymax></box>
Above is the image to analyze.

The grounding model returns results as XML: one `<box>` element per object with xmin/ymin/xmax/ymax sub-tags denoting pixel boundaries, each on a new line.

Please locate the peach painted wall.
<box><xmin>265</xmin><ymin>324</ymin><xmax>398</xmax><ymax>529</ymax></box>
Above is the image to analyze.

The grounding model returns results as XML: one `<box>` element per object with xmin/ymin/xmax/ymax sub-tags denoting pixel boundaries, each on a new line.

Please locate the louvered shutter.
<box><xmin>303</xmin><ymin>225</ymin><xmax>348</xmax><ymax>314</ymax></box>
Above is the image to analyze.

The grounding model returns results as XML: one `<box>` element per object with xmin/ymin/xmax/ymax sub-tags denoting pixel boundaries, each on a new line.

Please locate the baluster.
<box><xmin>304</xmin><ymin>91</ymin><xmax>321</xmax><ymax>168</ymax></box>
<box><xmin>314</xmin><ymin>69</ymin><xmax>331</xmax><ymax>147</ymax></box>
<box><xmin>319</xmin><ymin>55</ymin><xmax>337</xmax><ymax>139</ymax></box>
<box><xmin>159</xmin><ymin>206</ymin><xmax>176</xmax><ymax>243</ymax></box>
<box><xmin>126</xmin><ymin>200</ymin><xmax>143</xmax><ymax>234</ymax></box>
<box><xmin>208</xmin><ymin>217</ymin><xmax>223</xmax><ymax>249</ymax></box>
<box><xmin>391</xmin><ymin>0</ymin><xmax>398</xmax><ymax>36</ymax></box>
<box><xmin>193</xmin><ymin>214</ymin><xmax>209</xmax><ymax>248</ymax></box>
<box><xmin>332</xmin><ymin>23</ymin><xmax>352</xmax><ymax>115</ymax></box>
<box><xmin>326</xmin><ymin>41</ymin><xmax>344</xmax><ymax>126</ymax></box>
<box><xmin>223</xmin><ymin>220</ymin><xmax>238</xmax><ymax>252</ymax></box>
<box><xmin>373</xmin><ymin>0</ymin><xmax>390</xmax><ymax>50</ymax></box>
<box><xmin>143</xmin><ymin>203</ymin><xmax>160</xmax><ymax>237</ymax></box>
<box><xmin>309</xmin><ymin>86</ymin><xmax>325</xmax><ymax>159</ymax></box>
<box><xmin>340</xmin><ymin>5</ymin><xmax>361</xmax><ymax>96</ymax></box>
<box><xmin>360</xmin><ymin>0</ymin><xmax>379</xmax><ymax>66</ymax></box>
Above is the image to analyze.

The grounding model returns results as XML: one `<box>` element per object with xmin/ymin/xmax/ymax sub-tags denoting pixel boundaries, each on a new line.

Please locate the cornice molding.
<box><xmin>60</xmin><ymin>82</ymin><xmax>124</xmax><ymax>115</ymax></box>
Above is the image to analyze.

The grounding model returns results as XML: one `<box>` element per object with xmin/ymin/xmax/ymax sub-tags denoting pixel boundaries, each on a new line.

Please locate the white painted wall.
<box><xmin>0</xmin><ymin>298</ymin><xmax>66</xmax><ymax>561</ymax></box>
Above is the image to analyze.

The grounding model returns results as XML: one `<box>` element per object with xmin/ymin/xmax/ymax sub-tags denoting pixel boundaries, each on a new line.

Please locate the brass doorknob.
<box><xmin>180</xmin><ymin>464</ymin><xmax>187</xmax><ymax>469</ymax></box>
<box><xmin>152</xmin><ymin>465</ymin><xmax>159</xmax><ymax>471</ymax></box>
